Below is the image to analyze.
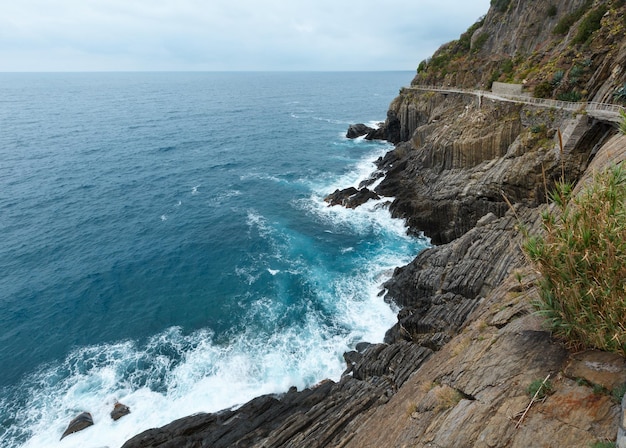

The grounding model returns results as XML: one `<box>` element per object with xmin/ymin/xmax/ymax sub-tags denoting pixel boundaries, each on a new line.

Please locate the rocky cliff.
<box><xmin>123</xmin><ymin>1</ymin><xmax>626</xmax><ymax>447</ymax></box>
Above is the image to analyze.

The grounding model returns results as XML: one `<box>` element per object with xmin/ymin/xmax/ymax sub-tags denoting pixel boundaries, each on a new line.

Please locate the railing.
<box><xmin>401</xmin><ymin>85</ymin><xmax>626</xmax><ymax>117</ymax></box>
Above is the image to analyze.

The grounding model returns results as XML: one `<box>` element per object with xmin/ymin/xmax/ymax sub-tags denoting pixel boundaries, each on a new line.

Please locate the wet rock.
<box><xmin>324</xmin><ymin>187</ymin><xmax>358</xmax><ymax>206</ymax></box>
<box><xmin>111</xmin><ymin>402</ymin><xmax>131</xmax><ymax>421</ymax></box>
<box><xmin>346</xmin><ymin>123</ymin><xmax>375</xmax><ymax>139</ymax></box>
<box><xmin>324</xmin><ymin>187</ymin><xmax>379</xmax><ymax>208</ymax></box>
<box><xmin>60</xmin><ymin>412</ymin><xmax>93</xmax><ymax>440</ymax></box>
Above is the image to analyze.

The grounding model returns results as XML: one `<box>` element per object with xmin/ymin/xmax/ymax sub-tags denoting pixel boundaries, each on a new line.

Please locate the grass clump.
<box><xmin>527</xmin><ymin>378</ymin><xmax>554</xmax><ymax>399</ymax></box>
<box><xmin>547</xmin><ymin>5</ymin><xmax>558</xmax><ymax>18</ymax></box>
<box><xmin>589</xmin><ymin>442</ymin><xmax>616</xmax><ymax>448</ymax></box>
<box><xmin>611</xmin><ymin>382</ymin><xmax>626</xmax><ymax>403</ymax></box>
<box><xmin>434</xmin><ymin>386</ymin><xmax>462</xmax><ymax>411</ymax></box>
<box><xmin>524</xmin><ymin>164</ymin><xmax>626</xmax><ymax>355</ymax></box>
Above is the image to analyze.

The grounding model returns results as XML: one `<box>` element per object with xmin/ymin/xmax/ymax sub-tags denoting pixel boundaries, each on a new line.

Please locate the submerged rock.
<box><xmin>60</xmin><ymin>412</ymin><xmax>93</xmax><ymax>440</ymax></box>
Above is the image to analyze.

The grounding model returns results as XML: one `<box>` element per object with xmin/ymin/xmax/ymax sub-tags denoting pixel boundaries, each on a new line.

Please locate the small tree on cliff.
<box><xmin>524</xmin><ymin>164</ymin><xmax>626</xmax><ymax>355</ymax></box>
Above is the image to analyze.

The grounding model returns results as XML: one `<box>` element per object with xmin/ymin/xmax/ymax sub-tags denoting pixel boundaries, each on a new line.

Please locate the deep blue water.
<box><xmin>0</xmin><ymin>72</ymin><xmax>427</xmax><ymax>447</ymax></box>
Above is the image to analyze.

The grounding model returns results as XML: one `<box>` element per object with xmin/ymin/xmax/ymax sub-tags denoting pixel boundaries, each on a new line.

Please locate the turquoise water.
<box><xmin>0</xmin><ymin>72</ymin><xmax>428</xmax><ymax>447</ymax></box>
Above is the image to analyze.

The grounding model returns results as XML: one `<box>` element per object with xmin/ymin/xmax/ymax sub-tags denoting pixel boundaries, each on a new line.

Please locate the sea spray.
<box><xmin>0</xmin><ymin>71</ymin><xmax>424</xmax><ymax>448</ymax></box>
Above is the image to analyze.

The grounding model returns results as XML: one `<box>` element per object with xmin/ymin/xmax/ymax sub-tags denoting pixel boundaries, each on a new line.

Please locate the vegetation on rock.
<box><xmin>413</xmin><ymin>0</ymin><xmax>626</xmax><ymax>104</ymax></box>
<box><xmin>553</xmin><ymin>0</ymin><xmax>593</xmax><ymax>35</ymax></box>
<box><xmin>524</xmin><ymin>164</ymin><xmax>626</xmax><ymax>355</ymax></box>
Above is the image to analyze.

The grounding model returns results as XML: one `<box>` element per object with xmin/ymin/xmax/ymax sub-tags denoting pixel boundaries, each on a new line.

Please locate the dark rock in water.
<box><xmin>324</xmin><ymin>187</ymin><xmax>379</xmax><ymax>208</ymax></box>
<box><xmin>364</xmin><ymin>125</ymin><xmax>386</xmax><ymax>140</ymax></box>
<box><xmin>111</xmin><ymin>402</ymin><xmax>131</xmax><ymax>421</ymax></box>
<box><xmin>346</xmin><ymin>123</ymin><xmax>375</xmax><ymax>139</ymax></box>
<box><xmin>60</xmin><ymin>412</ymin><xmax>93</xmax><ymax>440</ymax></box>
<box><xmin>325</xmin><ymin>187</ymin><xmax>358</xmax><ymax>206</ymax></box>
<box><xmin>358</xmin><ymin>170</ymin><xmax>384</xmax><ymax>189</ymax></box>
<box><xmin>355</xmin><ymin>341</ymin><xmax>373</xmax><ymax>353</ymax></box>
<box><xmin>345</xmin><ymin>188</ymin><xmax>379</xmax><ymax>208</ymax></box>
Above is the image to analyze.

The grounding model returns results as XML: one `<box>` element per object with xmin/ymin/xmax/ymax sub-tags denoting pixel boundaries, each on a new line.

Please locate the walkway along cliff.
<box><xmin>123</xmin><ymin>1</ymin><xmax>626</xmax><ymax>446</ymax></box>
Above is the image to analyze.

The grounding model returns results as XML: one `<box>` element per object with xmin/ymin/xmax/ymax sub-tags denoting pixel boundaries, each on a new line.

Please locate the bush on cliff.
<box><xmin>524</xmin><ymin>164</ymin><xmax>626</xmax><ymax>355</ymax></box>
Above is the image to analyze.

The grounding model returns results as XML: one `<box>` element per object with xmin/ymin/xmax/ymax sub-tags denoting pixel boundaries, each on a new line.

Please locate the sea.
<box><xmin>0</xmin><ymin>71</ymin><xmax>429</xmax><ymax>448</ymax></box>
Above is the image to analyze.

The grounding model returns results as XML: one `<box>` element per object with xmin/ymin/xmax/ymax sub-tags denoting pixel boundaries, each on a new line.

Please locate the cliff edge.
<box><xmin>123</xmin><ymin>1</ymin><xmax>626</xmax><ymax>446</ymax></box>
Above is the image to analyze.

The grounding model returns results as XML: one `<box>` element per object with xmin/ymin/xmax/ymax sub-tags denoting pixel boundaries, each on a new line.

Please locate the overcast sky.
<box><xmin>1</xmin><ymin>0</ymin><xmax>491</xmax><ymax>72</ymax></box>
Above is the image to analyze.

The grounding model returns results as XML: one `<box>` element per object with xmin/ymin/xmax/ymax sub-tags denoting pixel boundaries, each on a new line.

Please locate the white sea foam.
<box><xmin>5</xmin><ymin>143</ymin><xmax>427</xmax><ymax>448</ymax></box>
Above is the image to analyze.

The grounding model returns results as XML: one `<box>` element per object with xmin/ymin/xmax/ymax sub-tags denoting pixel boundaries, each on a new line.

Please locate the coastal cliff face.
<box><xmin>123</xmin><ymin>1</ymin><xmax>626</xmax><ymax>447</ymax></box>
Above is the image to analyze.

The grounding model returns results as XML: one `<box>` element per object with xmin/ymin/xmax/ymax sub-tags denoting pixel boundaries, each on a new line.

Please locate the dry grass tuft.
<box><xmin>524</xmin><ymin>164</ymin><xmax>626</xmax><ymax>355</ymax></box>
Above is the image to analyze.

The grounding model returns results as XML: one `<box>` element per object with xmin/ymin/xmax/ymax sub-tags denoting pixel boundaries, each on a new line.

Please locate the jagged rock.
<box><xmin>111</xmin><ymin>402</ymin><xmax>131</xmax><ymax>421</ymax></box>
<box><xmin>60</xmin><ymin>412</ymin><xmax>93</xmax><ymax>440</ymax></box>
<box><xmin>364</xmin><ymin>126</ymin><xmax>385</xmax><ymax>140</ymax></box>
<box><xmin>324</xmin><ymin>187</ymin><xmax>379</xmax><ymax>208</ymax></box>
<box><xmin>325</xmin><ymin>187</ymin><xmax>358</xmax><ymax>206</ymax></box>
<box><xmin>122</xmin><ymin>376</ymin><xmax>394</xmax><ymax>448</ymax></box>
<box><xmin>375</xmin><ymin>91</ymin><xmax>613</xmax><ymax>244</ymax></box>
<box><xmin>346</xmin><ymin>123</ymin><xmax>375</xmax><ymax>139</ymax></box>
<box><xmin>123</xmin><ymin>343</ymin><xmax>432</xmax><ymax>448</ymax></box>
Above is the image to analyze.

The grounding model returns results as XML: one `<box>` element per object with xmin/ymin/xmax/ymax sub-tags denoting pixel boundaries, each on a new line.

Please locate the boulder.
<box><xmin>346</xmin><ymin>123</ymin><xmax>375</xmax><ymax>139</ymax></box>
<box><xmin>60</xmin><ymin>412</ymin><xmax>93</xmax><ymax>440</ymax></box>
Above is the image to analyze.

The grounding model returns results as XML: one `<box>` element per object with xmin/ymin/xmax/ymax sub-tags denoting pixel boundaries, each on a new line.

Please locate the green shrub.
<box><xmin>554</xmin><ymin>0</ymin><xmax>593</xmax><ymax>35</ymax></box>
<box><xmin>491</xmin><ymin>0</ymin><xmax>511</xmax><ymax>13</ymax></box>
<box><xmin>611</xmin><ymin>383</ymin><xmax>626</xmax><ymax>403</ymax></box>
<box><xmin>488</xmin><ymin>70</ymin><xmax>502</xmax><ymax>89</ymax></box>
<box><xmin>501</xmin><ymin>58</ymin><xmax>514</xmax><ymax>75</ymax></box>
<box><xmin>547</xmin><ymin>5</ymin><xmax>558</xmax><ymax>17</ymax></box>
<box><xmin>531</xmin><ymin>124</ymin><xmax>546</xmax><ymax>134</ymax></box>
<box><xmin>534</xmin><ymin>81</ymin><xmax>554</xmax><ymax>98</ymax></box>
<box><xmin>472</xmin><ymin>33</ymin><xmax>489</xmax><ymax>53</ymax></box>
<box><xmin>524</xmin><ymin>164</ymin><xmax>626</xmax><ymax>356</ymax></box>
<box><xmin>569</xmin><ymin>65</ymin><xmax>585</xmax><ymax>84</ymax></box>
<box><xmin>459</xmin><ymin>17</ymin><xmax>486</xmax><ymax>52</ymax></box>
<box><xmin>573</xmin><ymin>5</ymin><xmax>608</xmax><ymax>45</ymax></box>
<box><xmin>551</xmin><ymin>70</ymin><xmax>565</xmax><ymax>87</ymax></box>
<box><xmin>557</xmin><ymin>91</ymin><xmax>582</xmax><ymax>102</ymax></box>
<box><xmin>614</xmin><ymin>83</ymin><xmax>626</xmax><ymax>103</ymax></box>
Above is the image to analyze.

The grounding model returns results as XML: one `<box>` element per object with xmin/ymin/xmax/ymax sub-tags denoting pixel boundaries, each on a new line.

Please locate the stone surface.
<box><xmin>60</xmin><ymin>412</ymin><xmax>94</xmax><ymax>440</ymax></box>
<box><xmin>564</xmin><ymin>350</ymin><xmax>626</xmax><ymax>391</ymax></box>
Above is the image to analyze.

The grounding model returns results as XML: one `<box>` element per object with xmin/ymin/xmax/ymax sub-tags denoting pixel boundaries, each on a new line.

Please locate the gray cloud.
<box><xmin>0</xmin><ymin>0</ymin><xmax>491</xmax><ymax>71</ymax></box>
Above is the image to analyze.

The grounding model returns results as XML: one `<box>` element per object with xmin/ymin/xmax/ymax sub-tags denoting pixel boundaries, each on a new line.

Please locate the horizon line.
<box><xmin>0</xmin><ymin>69</ymin><xmax>416</xmax><ymax>74</ymax></box>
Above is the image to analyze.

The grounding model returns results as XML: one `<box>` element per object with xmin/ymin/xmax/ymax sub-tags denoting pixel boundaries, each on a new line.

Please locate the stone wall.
<box><xmin>492</xmin><ymin>81</ymin><xmax>523</xmax><ymax>96</ymax></box>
